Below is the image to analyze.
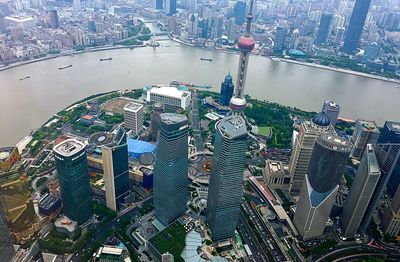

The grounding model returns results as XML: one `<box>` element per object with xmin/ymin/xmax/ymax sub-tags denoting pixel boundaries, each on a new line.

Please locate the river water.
<box><xmin>0</xmin><ymin>41</ymin><xmax>399</xmax><ymax>146</ymax></box>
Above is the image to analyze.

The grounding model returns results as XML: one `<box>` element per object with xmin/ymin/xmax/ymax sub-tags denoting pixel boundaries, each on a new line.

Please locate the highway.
<box><xmin>190</xmin><ymin>91</ymin><xmax>204</xmax><ymax>152</ymax></box>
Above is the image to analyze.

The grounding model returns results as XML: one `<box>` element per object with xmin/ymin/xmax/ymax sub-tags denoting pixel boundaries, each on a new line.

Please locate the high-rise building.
<box><xmin>166</xmin><ymin>0</ymin><xmax>176</xmax><ymax>16</ymax></box>
<box><xmin>359</xmin><ymin>143</ymin><xmax>400</xmax><ymax>233</ymax></box>
<box><xmin>294</xmin><ymin>134</ymin><xmax>351</xmax><ymax>240</ymax></box>
<box><xmin>219</xmin><ymin>73</ymin><xmax>234</xmax><ymax>106</ymax></box>
<box><xmin>233</xmin><ymin>1</ymin><xmax>246</xmax><ymax>26</ymax></box>
<box><xmin>341</xmin><ymin>145</ymin><xmax>380</xmax><ymax>238</ymax></box>
<box><xmin>229</xmin><ymin>0</ymin><xmax>255</xmax><ymax>114</ymax></box>
<box><xmin>102</xmin><ymin>127</ymin><xmax>130</xmax><ymax>212</ymax></box>
<box><xmin>0</xmin><ymin>207</ymin><xmax>14</xmax><ymax>260</ymax></box>
<box><xmin>207</xmin><ymin>115</ymin><xmax>247</xmax><ymax>241</ymax></box>
<box><xmin>49</xmin><ymin>10</ymin><xmax>59</xmax><ymax>29</ymax></box>
<box><xmin>322</xmin><ymin>101</ymin><xmax>340</xmax><ymax>126</ymax></box>
<box><xmin>289</xmin><ymin>112</ymin><xmax>336</xmax><ymax>195</ymax></box>
<box><xmin>54</xmin><ymin>139</ymin><xmax>93</xmax><ymax>224</ymax></box>
<box><xmin>382</xmin><ymin>185</ymin><xmax>400</xmax><ymax>237</ymax></box>
<box><xmin>351</xmin><ymin>120</ymin><xmax>380</xmax><ymax>160</ymax></box>
<box><xmin>153</xmin><ymin>114</ymin><xmax>189</xmax><ymax>226</ymax></box>
<box><xmin>151</xmin><ymin>103</ymin><xmax>165</xmax><ymax>142</ymax></box>
<box><xmin>315</xmin><ymin>13</ymin><xmax>333</xmax><ymax>45</ymax></box>
<box><xmin>153</xmin><ymin>0</ymin><xmax>163</xmax><ymax>10</ymax></box>
<box><xmin>73</xmin><ymin>0</ymin><xmax>80</xmax><ymax>13</ymax></box>
<box><xmin>124</xmin><ymin>102</ymin><xmax>144</xmax><ymax>136</ymax></box>
<box><xmin>378</xmin><ymin>121</ymin><xmax>400</xmax><ymax>144</ymax></box>
<box><xmin>342</xmin><ymin>0</ymin><xmax>372</xmax><ymax>54</ymax></box>
<box><xmin>273</xmin><ymin>27</ymin><xmax>287</xmax><ymax>53</ymax></box>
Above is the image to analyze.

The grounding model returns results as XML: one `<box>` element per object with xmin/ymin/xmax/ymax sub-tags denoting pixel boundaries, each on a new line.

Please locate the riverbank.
<box><xmin>0</xmin><ymin>44</ymin><xmax>146</xmax><ymax>72</ymax></box>
<box><xmin>278</xmin><ymin>58</ymin><xmax>400</xmax><ymax>84</ymax></box>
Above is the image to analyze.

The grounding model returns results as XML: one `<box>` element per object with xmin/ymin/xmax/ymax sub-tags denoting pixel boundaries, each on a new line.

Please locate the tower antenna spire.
<box><xmin>246</xmin><ymin>0</ymin><xmax>254</xmax><ymax>36</ymax></box>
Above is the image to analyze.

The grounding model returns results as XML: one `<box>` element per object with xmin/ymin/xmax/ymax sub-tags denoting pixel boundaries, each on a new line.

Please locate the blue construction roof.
<box><xmin>127</xmin><ymin>139</ymin><xmax>156</xmax><ymax>156</ymax></box>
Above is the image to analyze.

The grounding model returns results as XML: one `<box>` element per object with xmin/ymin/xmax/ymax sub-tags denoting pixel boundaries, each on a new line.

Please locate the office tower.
<box><xmin>289</xmin><ymin>112</ymin><xmax>336</xmax><ymax>195</ymax></box>
<box><xmin>49</xmin><ymin>10</ymin><xmax>59</xmax><ymax>29</ymax></box>
<box><xmin>166</xmin><ymin>0</ymin><xmax>176</xmax><ymax>16</ymax></box>
<box><xmin>364</xmin><ymin>42</ymin><xmax>380</xmax><ymax>61</ymax></box>
<box><xmin>151</xmin><ymin>103</ymin><xmax>165</xmax><ymax>142</ymax></box>
<box><xmin>154</xmin><ymin>114</ymin><xmax>189</xmax><ymax>226</ymax></box>
<box><xmin>189</xmin><ymin>0</ymin><xmax>197</xmax><ymax>13</ymax></box>
<box><xmin>351</xmin><ymin>120</ymin><xmax>380</xmax><ymax>160</ymax></box>
<box><xmin>322</xmin><ymin>101</ymin><xmax>340</xmax><ymax>127</ymax></box>
<box><xmin>273</xmin><ymin>27</ymin><xmax>287</xmax><ymax>53</ymax></box>
<box><xmin>73</xmin><ymin>0</ymin><xmax>80</xmax><ymax>13</ymax></box>
<box><xmin>359</xmin><ymin>143</ymin><xmax>400</xmax><ymax>233</ymax></box>
<box><xmin>230</xmin><ymin>0</ymin><xmax>255</xmax><ymax>114</ymax></box>
<box><xmin>233</xmin><ymin>1</ymin><xmax>246</xmax><ymax>26</ymax></box>
<box><xmin>219</xmin><ymin>73</ymin><xmax>234</xmax><ymax>106</ymax></box>
<box><xmin>342</xmin><ymin>0</ymin><xmax>372</xmax><ymax>54</ymax></box>
<box><xmin>124</xmin><ymin>102</ymin><xmax>144</xmax><ymax>136</ymax></box>
<box><xmin>0</xmin><ymin>208</ymin><xmax>14</xmax><ymax>260</ymax></box>
<box><xmin>378</xmin><ymin>121</ymin><xmax>400</xmax><ymax>144</ymax></box>
<box><xmin>161</xmin><ymin>252</ymin><xmax>174</xmax><ymax>262</ymax></box>
<box><xmin>207</xmin><ymin>115</ymin><xmax>247</xmax><ymax>241</ymax></box>
<box><xmin>0</xmin><ymin>170</ymin><xmax>40</xmax><ymax>243</ymax></box>
<box><xmin>294</xmin><ymin>135</ymin><xmax>351</xmax><ymax>240</ymax></box>
<box><xmin>382</xmin><ymin>185</ymin><xmax>400</xmax><ymax>237</ymax></box>
<box><xmin>153</xmin><ymin>0</ymin><xmax>163</xmax><ymax>10</ymax></box>
<box><xmin>54</xmin><ymin>139</ymin><xmax>93</xmax><ymax>224</ymax></box>
<box><xmin>102</xmin><ymin>127</ymin><xmax>130</xmax><ymax>212</ymax></box>
<box><xmin>341</xmin><ymin>145</ymin><xmax>380</xmax><ymax>238</ymax></box>
<box><xmin>315</xmin><ymin>13</ymin><xmax>333</xmax><ymax>45</ymax></box>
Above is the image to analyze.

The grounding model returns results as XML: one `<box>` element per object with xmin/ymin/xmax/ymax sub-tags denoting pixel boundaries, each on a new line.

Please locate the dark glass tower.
<box><xmin>233</xmin><ymin>0</ymin><xmax>246</xmax><ymax>26</ymax></box>
<box><xmin>273</xmin><ymin>27</ymin><xmax>287</xmax><ymax>53</ymax></box>
<box><xmin>294</xmin><ymin>134</ymin><xmax>351</xmax><ymax>240</ymax></box>
<box><xmin>378</xmin><ymin>121</ymin><xmax>400</xmax><ymax>144</ymax></box>
<box><xmin>54</xmin><ymin>139</ymin><xmax>93</xmax><ymax>224</ymax></box>
<box><xmin>207</xmin><ymin>115</ymin><xmax>247</xmax><ymax>241</ymax></box>
<box><xmin>102</xmin><ymin>127</ymin><xmax>130</xmax><ymax>211</ymax></box>
<box><xmin>315</xmin><ymin>13</ymin><xmax>332</xmax><ymax>45</ymax></box>
<box><xmin>342</xmin><ymin>0</ymin><xmax>372</xmax><ymax>54</ymax></box>
<box><xmin>219</xmin><ymin>73</ymin><xmax>234</xmax><ymax>106</ymax></box>
<box><xmin>154</xmin><ymin>0</ymin><xmax>163</xmax><ymax>10</ymax></box>
<box><xmin>151</xmin><ymin>103</ymin><xmax>165</xmax><ymax>142</ymax></box>
<box><xmin>154</xmin><ymin>114</ymin><xmax>189</xmax><ymax>226</ymax></box>
<box><xmin>166</xmin><ymin>0</ymin><xmax>176</xmax><ymax>16</ymax></box>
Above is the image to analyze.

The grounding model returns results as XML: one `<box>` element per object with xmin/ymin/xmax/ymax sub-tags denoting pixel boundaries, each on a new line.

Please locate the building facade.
<box><xmin>341</xmin><ymin>145</ymin><xmax>380</xmax><ymax>238</ymax></box>
<box><xmin>166</xmin><ymin>0</ymin><xmax>176</xmax><ymax>16</ymax></box>
<box><xmin>382</xmin><ymin>184</ymin><xmax>400</xmax><ymax>237</ymax></box>
<box><xmin>322</xmin><ymin>101</ymin><xmax>340</xmax><ymax>126</ymax></box>
<box><xmin>351</xmin><ymin>120</ymin><xmax>380</xmax><ymax>160</ymax></box>
<box><xmin>219</xmin><ymin>73</ymin><xmax>234</xmax><ymax>107</ymax></box>
<box><xmin>151</xmin><ymin>103</ymin><xmax>165</xmax><ymax>142</ymax></box>
<box><xmin>102</xmin><ymin>127</ymin><xmax>130</xmax><ymax>212</ymax></box>
<box><xmin>293</xmin><ymin>134</ymin><xmax>351</xmax><ymax>240</ymax></box>
<box><xmin>264</xmin><ymin>160</ymin><xmax>291</xmax><ymax>191</ymax></box>
<box><xmin>153</xmin><ymin>114</ymin><xmax>189</xmax><ymax>226</ymax></box>
<box><xmin>315</xmin><ymin>13</ymin><xmax>333</xmax><ymax>45</ymax></box>
<box><xmin>53</xmin><ymin>139</ymin><xmax>93</xmax><ymax>224</ymax></box>
<box><xmin>207</xmin><ymin>115</ymin><xmax>247</xmax><ymax>241</ymax></box>
<box><xmin>123</xmin><ymin>102</ymin><xmax>144</xmax><ymax>136</ymax></box>
<box><xmin>342</xmin><ymin>0</ymin><xmax>372</xmax><ymax>54</ymax></box>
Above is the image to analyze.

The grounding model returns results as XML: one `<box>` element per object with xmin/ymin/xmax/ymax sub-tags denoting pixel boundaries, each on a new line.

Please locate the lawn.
<box><xmin>258</xmin><ymin>126</ymin><xmax>273</xmax><ymax>138</ymax></box>
<box><xmin>148</xmin><ymin>221</ymin><xmax>186</xmax><ymax>262</ymax></box>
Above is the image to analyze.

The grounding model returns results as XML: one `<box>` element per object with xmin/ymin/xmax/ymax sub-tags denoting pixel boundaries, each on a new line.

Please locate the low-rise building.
<box><xmin>264</xmin><ymin>161</ymin><xmax>291</xmax><ymax>191</ymax></box>
<box><xmin>143</xmin><ymin>85</ymin><xmax>191</xmax><ymax>110</ymax></box>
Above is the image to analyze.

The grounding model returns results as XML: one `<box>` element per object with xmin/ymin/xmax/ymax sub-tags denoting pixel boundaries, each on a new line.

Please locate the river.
<box><xmin>0</xmin><ymin>41</ymin><xmax>399</xmax><ymax>146</ymax></box>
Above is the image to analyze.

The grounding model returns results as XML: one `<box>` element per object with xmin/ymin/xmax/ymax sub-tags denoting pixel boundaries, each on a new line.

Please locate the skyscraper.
<box><xmin>382</xmin><ymin>184</ymin><xmax>400</xmax><ymax>237</ymax></box>
<box><xmin>102</xmin><ymin>127</ymin><xmax>130</xmax><ymax>212</ymax></box>
<box><xmin>351</xmin><ymin>120</ymin><xmax>380</xmax><ymax>161</ymax></box>
<box><xmin>154</xmin><ymin>114</ymin><xmax>189</xmax><ymax>226</ymax></box>
<box><xmin>322</xmin><ymin>101</ymin><xmax>340</xmax><ymax>126</ymax></box>
<box><xmin>378</xmin><ymin>121</ymin><xmax>400</xmax><ymax>144</ymax></box>
<box><xmin>341</xmin><ymin>145</ymin><xmax>380</xmax><ymax>238</ymax></box>
<box><xmin>0</xmin><ymin>207</ymin><xmax>14</xmax><ymax>260</ymax></box>
<box><xmin>151</xmin><ymin>103</ymin><xmax>165</xmax><ymax>142</ymax></box>
<box><xmin>342</xmin><ymin>0</ymin><xmax>372</xmax><ymax>54</ymax></box>
<box><xmin>207</xmin><ymin>115</ymin><xmax>247</xmax><ymax>241</ymax></box>
<box><xmin>273</xmin><ymin>27</ymin><xmax>287</xmax><ymax>53</ymax></box>
<box><xmin>289</xmin><ymin>112</ymin><xmax>336</xmax><ymax>195</ymax></box>
<box><xmin>233</xmin><ymin>1</ymin><xmax>246</xmax><ymax>26</ymax></box>
<box><xmin>219</xmin><ymin>73</ymin><xmax>234</xmax><ymax>106</ymax></box>
<box><xmin>54</xmin><ymin>139</ymin><xmax>93</xmax><ymax>224</ymax></box>
<box><xmin>49</xmin><ymin>10</ymin><xmax>59</xmax><ymax>29</ymax></box>
<box><xmin>153</xmin><ymin>0</ymin><xmax>163</xmax><ymax>10</ymax></box>
<box><xmin>124</xmin><ymin>102</ymin><xmax>144</xmax><ymax>136</ymax></box>
<box><xmin>229</xmin><ymin>0</ymin><xmax>255</xmax><ymax>114</ymax></box>
<box><xmin>315</xmin><ymin>13</ymin><xmax>333</xmax><ymax>45</ymax></box>
<box><xmin>293</xmin><ymin>134</ymin><xmax>351</xmax><ymax>240</ymax></box>
<box><xmin>166</xmin><ymin>0</ymin><xmax>176</xmax><ymax>16</ymax></box>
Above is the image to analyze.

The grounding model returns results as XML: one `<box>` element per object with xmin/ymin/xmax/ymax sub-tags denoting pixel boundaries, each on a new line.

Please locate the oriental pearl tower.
<box><xmin>229</xmin><ymin>0</ymin><xmax>255</xmax><ymax>115</ymax></box>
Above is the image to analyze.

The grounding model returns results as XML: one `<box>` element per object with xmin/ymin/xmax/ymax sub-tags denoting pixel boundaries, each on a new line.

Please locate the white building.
<box><xmin>4</xmin><ymin>16</ymin><xmax>36</xmax><ymax>30</ymax></box>
<box><xmin>143</xmin><ymin>85</ymin><xmax>191</xmax><ymax>109</ymax></box>
<box><xmin>124</xmin><ymin>102</ymin><xmax>144</xmax><ymax>136</ymax></box>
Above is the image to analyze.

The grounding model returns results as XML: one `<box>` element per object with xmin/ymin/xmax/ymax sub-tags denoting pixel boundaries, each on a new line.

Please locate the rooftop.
<box><xmin>147</xmin><ymin>85</ymin><xmax>190</xmax><ymax>99</ymax></box>
<box><xmin>387</xmin><ymin>121</ymin><xmax>400</xmax><ymax>133</ymax></box>
<box><xmin>53</xmin><ymin>139</ymin><xmax>85</xmax><ymax>157</ymax></box>
<box><xmin>267</xmin><ymin>161</ymin><xmax>283</xmax><ymax>173</ymax></box>
<box><xmin>216</xmin><ymin>115</ymin><xmax>247</xmax><ymax>139</ymax></box>
<box><xmin>124</xmin><ymin>102</ymin><xmax>144</xmax><ymax>113</ymax></box>
<box><xmin>55</xmin><ymin>216</ymin><xmax>77</xmax><ymax>232</ymax></box>
<box><xmin>160</xmin><ymin>113</ymin><xmax>188</xmax><ymax>125</ymax></box>
<box><xmin>319</xmin><ymin>134</ymin><xmax>351</xmax><ymax>152</ymax></box>
<box><xmin>4</xmin><ymin>15</ymin><xmax>34</xmax><ymax>22</ymax></box>
<box><xmin>366</xmin><ymin>144</ymin><xmax>381</xmax><ymax>175</ymax></box>
<box><xmin>357</xmin><ymin>120</ymin><xmax>379</xmax><ymax>132</ymax></box>
<box><xmin>324</xmin><ymin>100</ymin><xmax>340</xmax><ymax>110</ymax></box>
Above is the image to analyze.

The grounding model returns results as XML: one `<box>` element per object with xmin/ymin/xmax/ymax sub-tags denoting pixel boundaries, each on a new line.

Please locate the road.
<box><xmin>190</xmin><ymin>91</ymin><xmax>204</xmax><ymax>152</ymax></box>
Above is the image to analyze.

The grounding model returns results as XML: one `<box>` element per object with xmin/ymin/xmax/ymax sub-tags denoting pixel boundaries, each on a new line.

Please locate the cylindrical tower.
<box><xmin>151</xmin><ymin>103</ymin><xmax>165</xmax><ymax>142</ymax></box>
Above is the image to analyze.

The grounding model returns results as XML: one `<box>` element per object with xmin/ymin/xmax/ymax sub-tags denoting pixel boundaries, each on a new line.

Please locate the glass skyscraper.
<box><xmin>207</xmin><ymin>115</ymin><xmax>247</xmax><ymax>241</ymax></box>
<box><xmin>102</xmin><ymin>127</ymin><xmax>130</xmax><ymax>212</ymax></box>
<box><xmin>219</xmin><ymin>73</ymin><xmax>234</xmax><ymax>106</ymax></box>
<box><xmin>315</xmin><ymin>13</ymin><xmax>333</xmax><ymax>45</ymax></box>
<box><xmin>153</xmin><ymin>113</ymin><xmax>189</xmax><ymax>226</ymax></box>
<box><xmin>54</xmin><ymin>139</ymin><xmax>93</xmax><ymax>224</ymax></box>
<box><xmin>342</xmin><ymin>0</ymin><xmax>372</xmax><ymax>54</ymax></box>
